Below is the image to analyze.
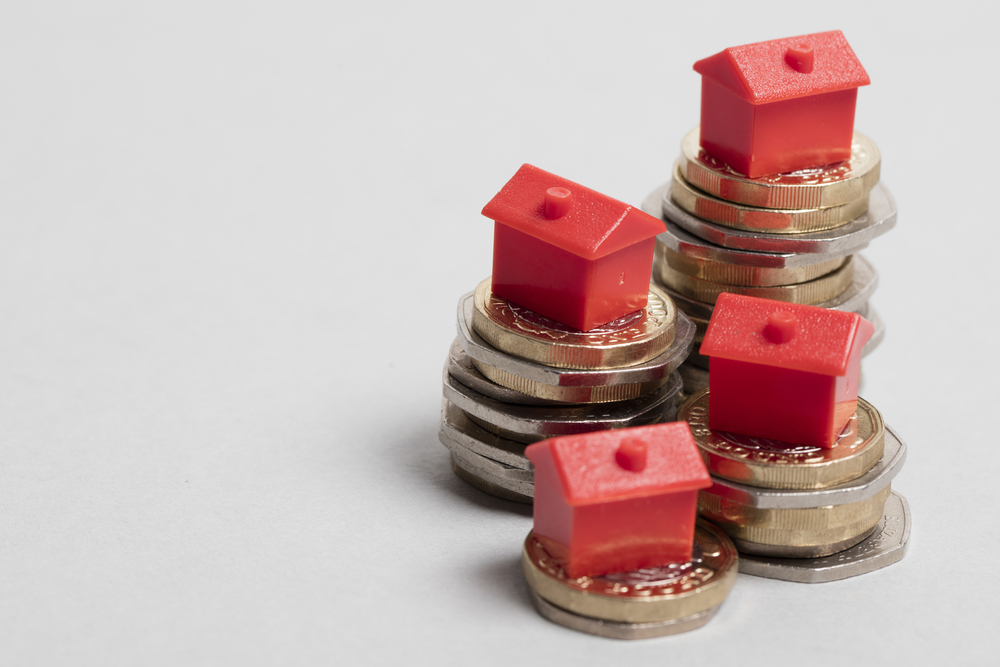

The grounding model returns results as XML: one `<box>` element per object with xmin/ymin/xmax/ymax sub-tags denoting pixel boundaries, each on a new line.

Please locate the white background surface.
<box><xmin>1</xmin><ymin>2</ymin><xmax>997</xmax><ymax>665</ymax></box>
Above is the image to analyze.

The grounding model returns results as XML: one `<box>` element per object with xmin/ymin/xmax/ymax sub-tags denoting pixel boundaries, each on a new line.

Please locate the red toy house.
<box><xmin>524</xmin><ymin>423</ymin><xmax>711</xmax><ymax>579</ymax></box>
<box><xmin>693</xmin><ymin>30</ymin><xmax>870</xmax><ymax>178</ymax></box>
<box><xmin>700</xmin><ymin>293</ymin><xmax>874</xmax><ymax>449</ymax></box>
<box><xmin>482</xmin><ymin>164</ymin><xmax>664</xmax><ymax>332</ymax></box>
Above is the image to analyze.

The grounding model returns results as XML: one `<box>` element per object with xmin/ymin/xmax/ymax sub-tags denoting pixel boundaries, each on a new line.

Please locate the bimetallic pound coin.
<box><xmin>522</xmin><ymin>521</ymin><xmax>738</xmax><ymax>624</ymax></box>
<box><xmin>658</xmin><ymin>256</ymin><xmax>854</xmax><ymax>305</ymax></box>
<box><xmin>679</xmin><ymin>389</ymin><xmax>885</xmax><ymax>489</ymax></box>
<box><xmin>442</xmin><ymin>366</ymin><xmax>682</xmax><ymax>444</ymax></box>
<box><xmin>703</xmin><ymin>426</ymin><xmax>906</xmax><ymax>510</ymax></box>
<box><xmin>739</xmin><ymin>491</ymin><xmax>911</xmax><ymax>583</ymax></box>
<box><xmin>699</xmin><ymin>486</ymin><xmax>892</xmax><ymax>557</ymax></box>
<box><xmin>657</xmin><ymin>240</ymin><xmax>848</xmax><ymax>287</ymax></box>
<box><xmin>471</xmin><ymin>279</ymin><xmax>676</xmax><ymax>369</ymax></box>
<box><xmin>457</xmin><ymin>293</ymin><xmax>695</xmax><ymax>389</ymax></box>
<box><xmin>528</xmin><ymin>590</ymin><xmax>721</xmax><ymax>639</ymax></box>
<box><xmin>658</xmin><ymin>181</ymin><xmax>897</xmax><ymax>255</ymax></box>
<box><xmin>671</xmin><ymin>164</ymin><xmax>870</xmax><ymax>234</ymax></box>
<box><xmin>679</xmin><ymin>127</ymin><xmax>881</xmax><ymax>209</ymax></box>
<box><xmin>657</xmin><ymin>255</ymin><xmax>877</xmax><ymax>321</ymax></box>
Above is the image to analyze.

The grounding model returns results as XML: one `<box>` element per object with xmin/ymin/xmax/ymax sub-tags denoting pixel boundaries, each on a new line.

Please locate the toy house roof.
<box><xmin>693</xmin><ymin>30</ymin><xmax>870</xmax><ymax>105</ymax></box>
<box><xmin>481</xmin><ymin>164</ymin><xmax>664</xmax><ymax>261</ymax></box>
<box><xmin>524</xmin><ymin>423</ymin><xmax>711</xmax><ymax>506</ymax></box>
<box><xmin>699</xmin><ymin>293</ymin><xmax>875</xmax><ymax>376</ymax></box>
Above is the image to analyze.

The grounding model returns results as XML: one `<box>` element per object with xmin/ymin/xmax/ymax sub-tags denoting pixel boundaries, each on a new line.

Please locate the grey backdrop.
<box><xmin>0</xmin><ymin>2</ymin><xmax>996</xmax><ymax>665</ymax></box>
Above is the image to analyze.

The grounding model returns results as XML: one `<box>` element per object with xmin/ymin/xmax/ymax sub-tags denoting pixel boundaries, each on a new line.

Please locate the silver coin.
<box><xmin>678</xmin><ymin>363</ymin><xmax>709</xmax><ymax>395</ymax></box>
<box><xmin>439</xmin><ymin>399</ymin><xmax>531</xmax><ymax>470</ymax></box>
<box><xmin>449</xmin><ymin>453</ymin><xmax>533</xmax><ymax>504</ymax></box>
<box><xmin>456</xmin><ymin>293</ymin><xmax>695</xmax><ymax>388</ymax></box>
<box><xmin>738</xmin><ymin>491</ymin><xmax>911</xmax><ymax>583</ymax></box>
<box><xmin>657</xmin><ymin>254</ymin><xmax>878</xmax><ymax>319</ymax></box>
<box><xmin>703</xmin><ymin>425</ymin><xmax>906</xmax><ymax>509</ymax></box>
<box><xmin>687</xmin><ymin>347</ymin><xmax>710</xmax><ymax>370</ymax></box>
<box><xmin>863</xmin><ymin>305</ymin><xmax>885</xmax><ymax>358</ymax></box>
<box><xmin>442</xmin><ymin>367</ymin><xmax>683</xmax><ymax>444</ymax></box>
<box><xmin>446</xmin><ymin>339</ymin><xmax>567</xmax><ymax>406</ymax></box>
<box><xmin>654</xmin><ymin>181</ymin><xmax>896</xmax><ymax>255</ymax></box>
<box><xmin>527</xmin><ymin>589</ymin><xmax>721</xmax><ymax>640</ymax></box>
<box><xmin>650</xmin><ymin>217</ymin><xmax>852</xmax><ymax>270</ymax></box>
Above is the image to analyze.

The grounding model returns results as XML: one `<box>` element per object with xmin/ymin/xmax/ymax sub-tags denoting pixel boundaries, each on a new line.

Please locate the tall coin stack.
<box><xmin>440</xmin><ymin>278</ymin><xmax>694</xmax><ymax>503</ymax></box>
<box><xmin>678</xmin><ymin>388</ymin><xmax>910</xmax><ymax>582</ymax></box>
<box><xmin>642</xmin><ymin>128</ymin><xmax>894</xmax><ymax>395</ymax></box>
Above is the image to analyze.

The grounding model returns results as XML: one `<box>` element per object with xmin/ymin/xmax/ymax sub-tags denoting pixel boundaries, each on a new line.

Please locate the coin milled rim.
<box><xmin>457</xmin><ymin>293</ymin><xmax>695</xmax><ymax>388</ymax></box>
<box><xmin>698</xmin><ymin>486</ymin><xmax>891</xmax><ymax>550</ymax></box>
<box><xmin>657</xmin><ymin>241</ymin><xmax>848</xmax><ymax>287</ymax></box>
<box><xmin>737</xmin><ymin>491</ymin><xmax>910</xmax><ymax>583</ymax></box>
<box><xmin>527</xmin><ymin>589</ymin><xmax>720</xmax><ymax>639</ymax></box>
<box><xmin>441</xmin><ymin>365</ymin><xmax>683</xmax><ymax>443</ymax></box>
<box><xmin>657</xmin><ymin>254</ymin><xmax>877</xmax><ymax>320</ymax></box>
<box><xmin>680</xmin><ymin>127</ymin><xmax>881</xmax><ymax>210</ymax></box>
<box><xmin>658</xmin><ymin>181</ymin><xmax>897</xmax><ymax>255</ymax></box>
<box><xmin>679</xmin><ymin>389</ymin><xmax>885</xmax><ymax>489</ymax></box>
<box><xmin>658</xmin><ymin>255</ymin><xmax>854</xmax><ymax>305</ymax></box>
<box><xmin>471</xmin><ymin>279</ymin><xmax>677</xmax><ymax>370</ymax></box>
<box><xmin>521</xmin><ymin>521</ymin><xmax>738</xmax><ymax>624</ymax></box>
<box><xmin>671</xmin><ymin>164</ymin><xmax>870</xmax><ymax>235</ymax></box>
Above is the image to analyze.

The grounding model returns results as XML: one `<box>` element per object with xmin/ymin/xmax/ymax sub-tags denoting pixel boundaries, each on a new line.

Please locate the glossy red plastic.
<box><xmin>524</xmin><ymin>423</ymin><xmax>711</xmax><ymax>579</ymax></box>
<box><xmin>700</xmin><ymin>293</ymin><xmax>874</xmax><ymax>449</ymax></box>
<box><xmin>693</xmin><ymin>30</ymin><xmax>870</xmax><ymax>178</ymax></box>
<box><xmin>482</xmin><ymin>164</ymin><xmax>664</xmax><ymax>332</ymax></box>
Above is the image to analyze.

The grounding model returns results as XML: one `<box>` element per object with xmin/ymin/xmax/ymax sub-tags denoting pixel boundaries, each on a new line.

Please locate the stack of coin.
<box><xmin>643</xmin><ymin>129</ymin><xmax>894</xmax><ymax>395</ymax></box>
<box><xmin>521</xmin><ymin>520</ymin><xmax>738</xmax><ymax>638</ymax></box>
<box><xmin>439</xmin><ymin>278</ymin><xmax>695</xmax><ymax>502</ymax></box>
<box><xmin>678</xmin><ymin>388</ymin><xmax>910</xmax><ymax>583</ymax></box>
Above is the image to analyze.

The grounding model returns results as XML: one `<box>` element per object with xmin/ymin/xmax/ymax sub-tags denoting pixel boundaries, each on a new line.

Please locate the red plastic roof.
<box><xmin>524</xmin><ymin>423</ymin><xmax>711</xmax><ymax>505</ymax></box>
<box><xmin>699</xmin><ymin>294</ymin><xmax>875</xmax><ymax>376</ymax></box>
<box><xmin>693</xmin><ymin>30</ymin><xmax>870</xmax><ymax>104</ymax></box>
<box><xmin>481</xmin><ymin>164</ymin><xmax>665</xmax><ymax>260</ymax></box>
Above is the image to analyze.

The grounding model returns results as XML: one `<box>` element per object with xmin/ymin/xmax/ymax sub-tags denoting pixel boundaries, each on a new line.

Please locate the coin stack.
<box><xmin>439</xmin><ymin>278</ymin><xmax>695</xmax><ymax>502</ymax></box>
<box><xmin>642</xmin><ymin>129</ymin><xmax>894</xmax><ymax>395</ymax></box>
<box><xmin>522</xmin><ymin>520</ymin><xmax>738</xmax><ymax>639</ymax></box>
<box><xmin>678</xmin><ymin>388</ymin><xmax>910</xmax><ymax>582</ymax></box>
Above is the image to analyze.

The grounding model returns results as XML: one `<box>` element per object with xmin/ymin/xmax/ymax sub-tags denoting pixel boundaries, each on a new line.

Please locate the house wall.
<box><xmin>699</xmin><ymin>79</ymin><xmax>755</xmax><ymax>177</ymax></box>
<box><xmin>708</xmin><ymin>357</ymin><xmax>841</xmax><ymax>448</ymax></box>
<box><xmin>563</xmin><ymin>491</ymin><xmax>699</xmax><ymax>579</ymax></box>
<box><xmin>750</xmin><ymin>88</ymin><xmax>857</xmax><ymax>177</ymax></box>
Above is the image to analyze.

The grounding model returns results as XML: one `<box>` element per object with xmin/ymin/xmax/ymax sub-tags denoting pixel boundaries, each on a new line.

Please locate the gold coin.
<box><xmin>657</xmin><ymin>242</ymin><xmax>847</xmax><ymax>287</ymax></box>
<box><xmin>679</xmin><ymin>388</ymin><xmax>885</xmax><ymax>489</ymax></box>
<box><xmin>679</xmin><ymin>127</ymin><xmax>881</xmax><ymax>209</ymax></box>
<box><xmin>658</xmin><ymin>256</ymin><xmax>854</xmax><ymax>305</ymax></box>
<box><xmin>470</xmin><ymin>357</ymin><xmax>671</xmax><ymax>404</ymax></box>
<box><xmin>471</xmin><ymin>279</ymin><xmax>676</xmax><ymax>369</ymax></box>
<box><xmin>521</xmin><ymin>521</ymin><xmax>738</xmax><ymax>624</ymax></box>
<box><xmin>671</xmin><ymin>164</ymin><xmax>869</xmax><ymax>234</ymax></box>
<box><xmin>698</xmin><ymin>486</ymin><xmax>891</xmax><ymax>556</ymax></box>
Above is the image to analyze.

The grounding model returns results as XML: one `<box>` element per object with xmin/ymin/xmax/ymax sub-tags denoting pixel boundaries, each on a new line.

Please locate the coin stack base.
<box><xmin>521</xmin><ymin>521</ymin><xmax>738</xmax><ymax>638</ymax></box>
<box><xmin>528</xmin><ymin>590</ymin><xmax>721</xmax><ymax>640</ymax></box>
<box><xmin>739</xmin><ymin>491</ymin><xmax>911</xmax><ymax>583</ymax></box>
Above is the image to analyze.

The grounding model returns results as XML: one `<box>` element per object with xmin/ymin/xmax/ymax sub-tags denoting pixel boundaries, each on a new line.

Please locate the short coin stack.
<box><xmin>642</xmin><ymin>129</ymin><xmax>894</xmax><ymax>395</ymax></box>
<box><xmin>522</xmin><ymin>520</ymin><xmax>738</xmax><ymax>639</ymax></box>
<box><xmin>678</xmin><ymin>388</ymin><xmax>911</xmax><ymax>582</ymax></box>
<box><xmin>439</xmin><ymin>278</ymin><xmax>695</xmax><ymax>502</ymax></box>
